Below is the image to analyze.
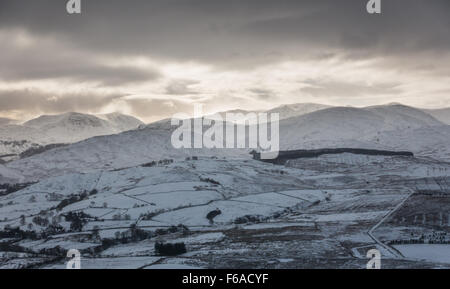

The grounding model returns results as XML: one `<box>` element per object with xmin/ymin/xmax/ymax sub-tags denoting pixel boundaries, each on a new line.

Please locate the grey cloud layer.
<box><xmin>165</xmin><ymin>79</ymin><xmax>200</xmax><ymax>95</ymax></box>
<box><xmin>300</xmin><ymin>80</ymin><xmax>402</xmax><ymax>98</ymax></box>
<box><xmin>1</xmin><ymin>0</ymin><xmax>449</xmax><ymax>66</ymax></box>
<box><xmin>0</xmin><ymin>29</ymin><xmax>161</xmax><ymax>85</ymax></box>
<box><xmin>0</xmin><ymin>0</ymin><xmax>449</xmax><ymax>120</ymax></box>
<box><xmin>0</xmin><ymin>89</ymin><xmax>123</xmax><ymax>114</ymax></box>
<box><xmin>0</xmin><ymin>89</ymin><xmax>193</xmax><ymax>122</ymax></box>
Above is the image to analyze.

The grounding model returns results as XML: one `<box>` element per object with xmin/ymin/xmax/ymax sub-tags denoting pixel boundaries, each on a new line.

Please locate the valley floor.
<box><xmin>0</xmin><ymin>154</ymin><xmax>449</xmax><ymax>269</ymax></box>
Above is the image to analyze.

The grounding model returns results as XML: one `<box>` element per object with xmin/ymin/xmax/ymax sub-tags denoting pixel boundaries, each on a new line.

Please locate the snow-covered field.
<box><xmin>394</xmin><ymin>245</ymin><xmax>450</xmax><ymax>264</ymax></box>
<box><xmin>0</xmin><ymin>103</ymin><xmax>449</xmax><ymax>269</ymax></box>
<box><xmin>0</xmin><ymin>152</ymin><xmax>448</xmax><ymax>268</ymax></box>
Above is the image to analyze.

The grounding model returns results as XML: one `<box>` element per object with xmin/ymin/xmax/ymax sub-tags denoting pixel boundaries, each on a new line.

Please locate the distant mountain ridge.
<box><xmin>0</xmin><ymin>118</ymin><xmax>18</xmax><ymax>126</ymax></box>
<box><xmin>0</xmin><ymin>112</ymin><xmax>144</xmax><ymax>161</ymax></box>
<box><xmin>4</xmin><ymin>103</ymin><xmax>450</xmax><ymax>181</ymax></box>
<box><xmin>207</xmin><ymin>103</ymin><xmax>331</xmax><ymax>122</ymax></box>
<box><xmin>22</xmin><ymin>112</ymin><xmax>143</xmax><ymax>143</ymax></box>
<box><xmin>266</xmin><ymin>103</ymin><xmax>331</xmax><ymax>120</ymax></box>
<box><xmin>423</xmin><ymin>108</ymin><xmax>450</xmax><ymax>125</ymax></box>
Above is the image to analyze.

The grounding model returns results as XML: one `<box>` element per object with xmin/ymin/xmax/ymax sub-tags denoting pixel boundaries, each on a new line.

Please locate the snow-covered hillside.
<box><xmin>365</xmin><ymin>104</ymin><xmax>443</xmax><ymax>130</ymax></box>
<box><xmin>97</xmin><ymin>112</ymin><xmax>144</xmax><ymax>132</ymax></box>
<box><xmin>23</xmin><ymin>112</ymin><xmax>143</xmax><ymax>143</ymax></box>
<box><xmin>0</xmin><ymin>164</ymin><xmax>24</xmax><ymax>183</ymax></box>
<box><xmin>0</xmin><ymin>112</ymin><xmax>144</xmax><ymax>161</ymax></box>
<box><xmin>0</xmin><ymin>125</ymin><xmax>48</xmax><ymax>160</ymax></box>
<box><xmin>0</xmin><ymin>104</ymin><xmax>449</xmax><ymax>269</ymax></box>
<box><xmin>424</xmin><ymin>108</ymin><xmax>450</xmax><ymax>125</ymax></box>
<box><xmin>208</xmin><ymin>103</ymin><xmax>331</xmax><ymax>122</ymax></box>
<box><xmin>279</xmin><ymin>105</ymin><xmax>449</xmax><ymax>158</ymax></box>
<box><xmin>0</xmin><ymin>154</ymin><xmax>448</xmax><ymax>269</ymax></box>
<box><xmin>6</xmin><ymin>123</ymin><xmax>249</xmax><ymax>180</ymax></box>
<box><xmin>2</xmin><ymin>103</ymin><xmax>450</xmax><ymax>181</ymax></box>
<box><xmin>0</xmin><ymin>118</ymin><xmax>18</xmax><ymax>126</ymax></box>
<box><xmin>267</xmin><ymin>103</ymin><xmax>331</xmax><ymax>120</ymax></box>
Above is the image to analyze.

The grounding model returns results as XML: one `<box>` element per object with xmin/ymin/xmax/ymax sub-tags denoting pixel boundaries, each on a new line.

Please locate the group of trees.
<box><xmin>42</xmin><ymin>224</ymin><xmax>66</xmax><ymax>237</ymax></box>
<box><xmin>185</xmin><ymin>156</ymin><xmax>198</xmax><ymax>161</ymax></box>
<box><xmin>64</xmin><ymin>211</ymin><xmax>92</xmax><ymax>232</ymax></box>
<box><xmin>0</xmin><ymin>182</ymin><xmax>34</xmax><ymax>196</ymax></box>
<box><xmin>0</xmin><ymin>226</ymin><xmax>37</xmax><ymax>240</ymax></box>
<box><xmin>112</xmin><ymin>213</ymin><xmax>131</xmax><ymax>221</ymax></box>
<box><xmin>32</xmin><ymin>216</ymin><xmax>49</xmax><ymax>227</ymax></box>
<box><xmin>141</xmin><ymin>159</ymin><xmax>174</xmax><ymax>168</ymax></box>
<box><xmin>155</xmin><ymin>242</ymin><xmax>187</xmax><ymax>256</ymax></box>
<box><xmin>95</xmin><ymin>224</ymin><xmax>155</xmax><ymax>252</ymax></box>
<box><xmin>389</xmin><ymin>231</ymin><xmax>450</xmax><ymax>245</ymax></box>
<box><xmin>234</xmin><ymin>208</ymin><xmax>293</xmax><ymax>225</ymax></box>
<box><xmin>55</xmin><ymin>189</ymin><xmax>97</xmax><ymax>211</ymax></box>
<box><xmin>139</xmin><ymin>209</ymin><xmax>166</xmax><ymax>221</ymax></box>
<box><xmin>19</xmin><ymin>143</ymin><xmax>67</xmax><ymax>159</ymax></box>
<box><xmin>154</xmin><ymin>224</ymin><xmax>189</xmax><ymax>236</ymax></box>
<box><xmin>199</xmin><ymin>177</ymin><xmax>221</xmax><ymax>185</ymax></box>
<box><xmin>234</xmin><ymin>214</ymin><xmax>265</xmax><ymax>224</ymax></box>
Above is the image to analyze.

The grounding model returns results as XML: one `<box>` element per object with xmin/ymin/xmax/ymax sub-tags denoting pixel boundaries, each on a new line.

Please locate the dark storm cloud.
<box><xmin>0</xmin><ymin>0</ymin><xmax>449</xmax><ymax>118</ymax></box>
<box><xmin>0</xmin><ymin>89</ymin><xmax>123</xmax><ymax>113</ymax></box>
<box><xmin>0</xmin><ymin>0</ymin><xmax>449</xmax><ymax>67</ymax></box>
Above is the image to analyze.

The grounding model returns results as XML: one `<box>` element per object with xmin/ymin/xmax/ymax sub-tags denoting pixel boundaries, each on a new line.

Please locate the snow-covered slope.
<box><xmin>423</xmin><ymin>108</ymin><xmax>450</xmax><ymax>125</ymax></box>
<box><xmin>208</xmin><ymin>103</ymin><xmax>331</xmax><ymax>123</ymax></box>
<box><xmin>0</xmin><ymin>125</ymin><xmax>48</xmax><ymax>158</ymax></box>
<box><xmin>97</xmin><ymin>112</ymin><xmax>144</xmax><ymax>132</ymax></box>
<box><xmin>267</xmin><ymin>103</ymin><xmax>331</xmax><ymax>120</ymax></box>
<box><xmin>0</xmin><ymin>118</ymin><xmax>18</xmax><ymax>126</ymax></box>
<box><xmin>23</xmin><ymin>112</ymin><xmax>143</xmax><ymax>143</ymax></box>
<box><xmin>0</xmin><ymin>164</ymin><xmax>24</xmax><ymax>183</ymax></box>
<box><xmin>6</xmin><ymin>122</ymin><xmax>249</xmax><ymax>180</ymax></box>
<box><xmin>0</xmin><ymin>125</ymin><xmax>49</xmax><ymax>143</ymax></box>
<box><xmin>4</xmin><ymin>104</ymin><xmax>450</xmax><ymax>181</ymax></box>
<box><xmin>366</xmin><ymin>125</ymin><xmax>450</xmax><ymax>162</ymax></box>
<box><xmin>280</xmin><ymin>107</ymin><xmax>385</xmax><ymax>147</ymax></box>
<box><xmin>364</xmin><ymin>104</ymin><xmax>444</xmax><ymax>130</ymax></box>
<box><xmin>1</xmin><ymin>153</ymin><xmax>448</xmax><ymax>268</ymax></box>
<box><xmin>0</xmin><ymin>112</ymin><xmax>144</xmax><ymax>160</ymax></box>
<box><xmin>279</xmin><ymin>104</ymin><xmax>448</xmax><ymax>153</ymax></box>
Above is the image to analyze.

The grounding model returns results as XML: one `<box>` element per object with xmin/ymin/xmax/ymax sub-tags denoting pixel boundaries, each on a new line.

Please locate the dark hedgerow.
<box><xmin>199</xmin><ymin>177</ymin><xmax>221</xmax><ymax>185</ymax></box>
<box><xmin>154</xmin><ymin>242</ymin><xmax>187</xmax><ymax>256</ymax></box>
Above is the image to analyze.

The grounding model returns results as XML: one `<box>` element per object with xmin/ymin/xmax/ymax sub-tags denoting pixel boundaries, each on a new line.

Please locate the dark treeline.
<box><xmin>253</xmin><ymin>148</ymin><xmax>414</xmax><ymax>164</ymax></box>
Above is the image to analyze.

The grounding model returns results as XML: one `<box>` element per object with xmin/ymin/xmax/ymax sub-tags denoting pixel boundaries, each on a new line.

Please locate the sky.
<box><xmin>0</xmin><ymin>0</ymin><xmax>449</xmax><ymax>123</ymax></box>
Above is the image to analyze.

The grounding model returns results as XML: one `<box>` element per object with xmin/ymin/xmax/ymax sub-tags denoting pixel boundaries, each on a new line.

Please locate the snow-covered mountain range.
<box><xmin>0</xmin><ymin>102</ymin><xmax>449</xmax><ymax>269</ymax></box>
<box><xmin>279</xmin><ymin>104</ymin><xmax>450</xmax><ymax>161</ymax></box>
<box><xmin>1</xmin><ymin>103</ymin><xmax>448</xmax><ymax>182</ymax></box>
<box><xmin>22</xmin><ymin>112</ymin><xmax>143</xmax><ymax>143</ymax></box>
<box><xmin>0</xmin><ymin>112</ymin><xmax>143</xmax><ymax>161</ymax></box>
<box><xmin>206</xmin><ymin>103</ymin><xmax>331</xmax><ymax>123</ymax></box>
<box><xmin>267</xmin><ymin>103</ymin><xmax>331</xmax><ymax>120</ymax></box>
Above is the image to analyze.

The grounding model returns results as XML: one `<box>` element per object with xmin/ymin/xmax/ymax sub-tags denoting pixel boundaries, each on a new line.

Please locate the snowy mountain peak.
<box><xmin>24</xmin><ymin>112</ymin><xmax>105</xmax><ymax>128</ymax></box>
<box><xmin>0</xmin><ymin>112</ymin><xmax>144</xmax><ymax>160</ymax></box>
<box><xmin>97</xmin><ymin>112</ymin><xmax>144</xmax><ymax>131</ymax></box>
<box><xmin>267</xmin><ymin>103</ymin><xmax>331</xmax><ymax>120</ymax></box>
<box><xmin>365</xmin><ymin>103</ymin><xmax>444</xmax><ymax>129</ymax></box>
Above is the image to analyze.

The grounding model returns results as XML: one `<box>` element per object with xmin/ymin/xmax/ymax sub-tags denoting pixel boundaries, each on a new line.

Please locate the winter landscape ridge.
<box><xmin>0</xmin><ymin>102</ymin><xmax>449</xmax><ymax>269</ymax></box>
